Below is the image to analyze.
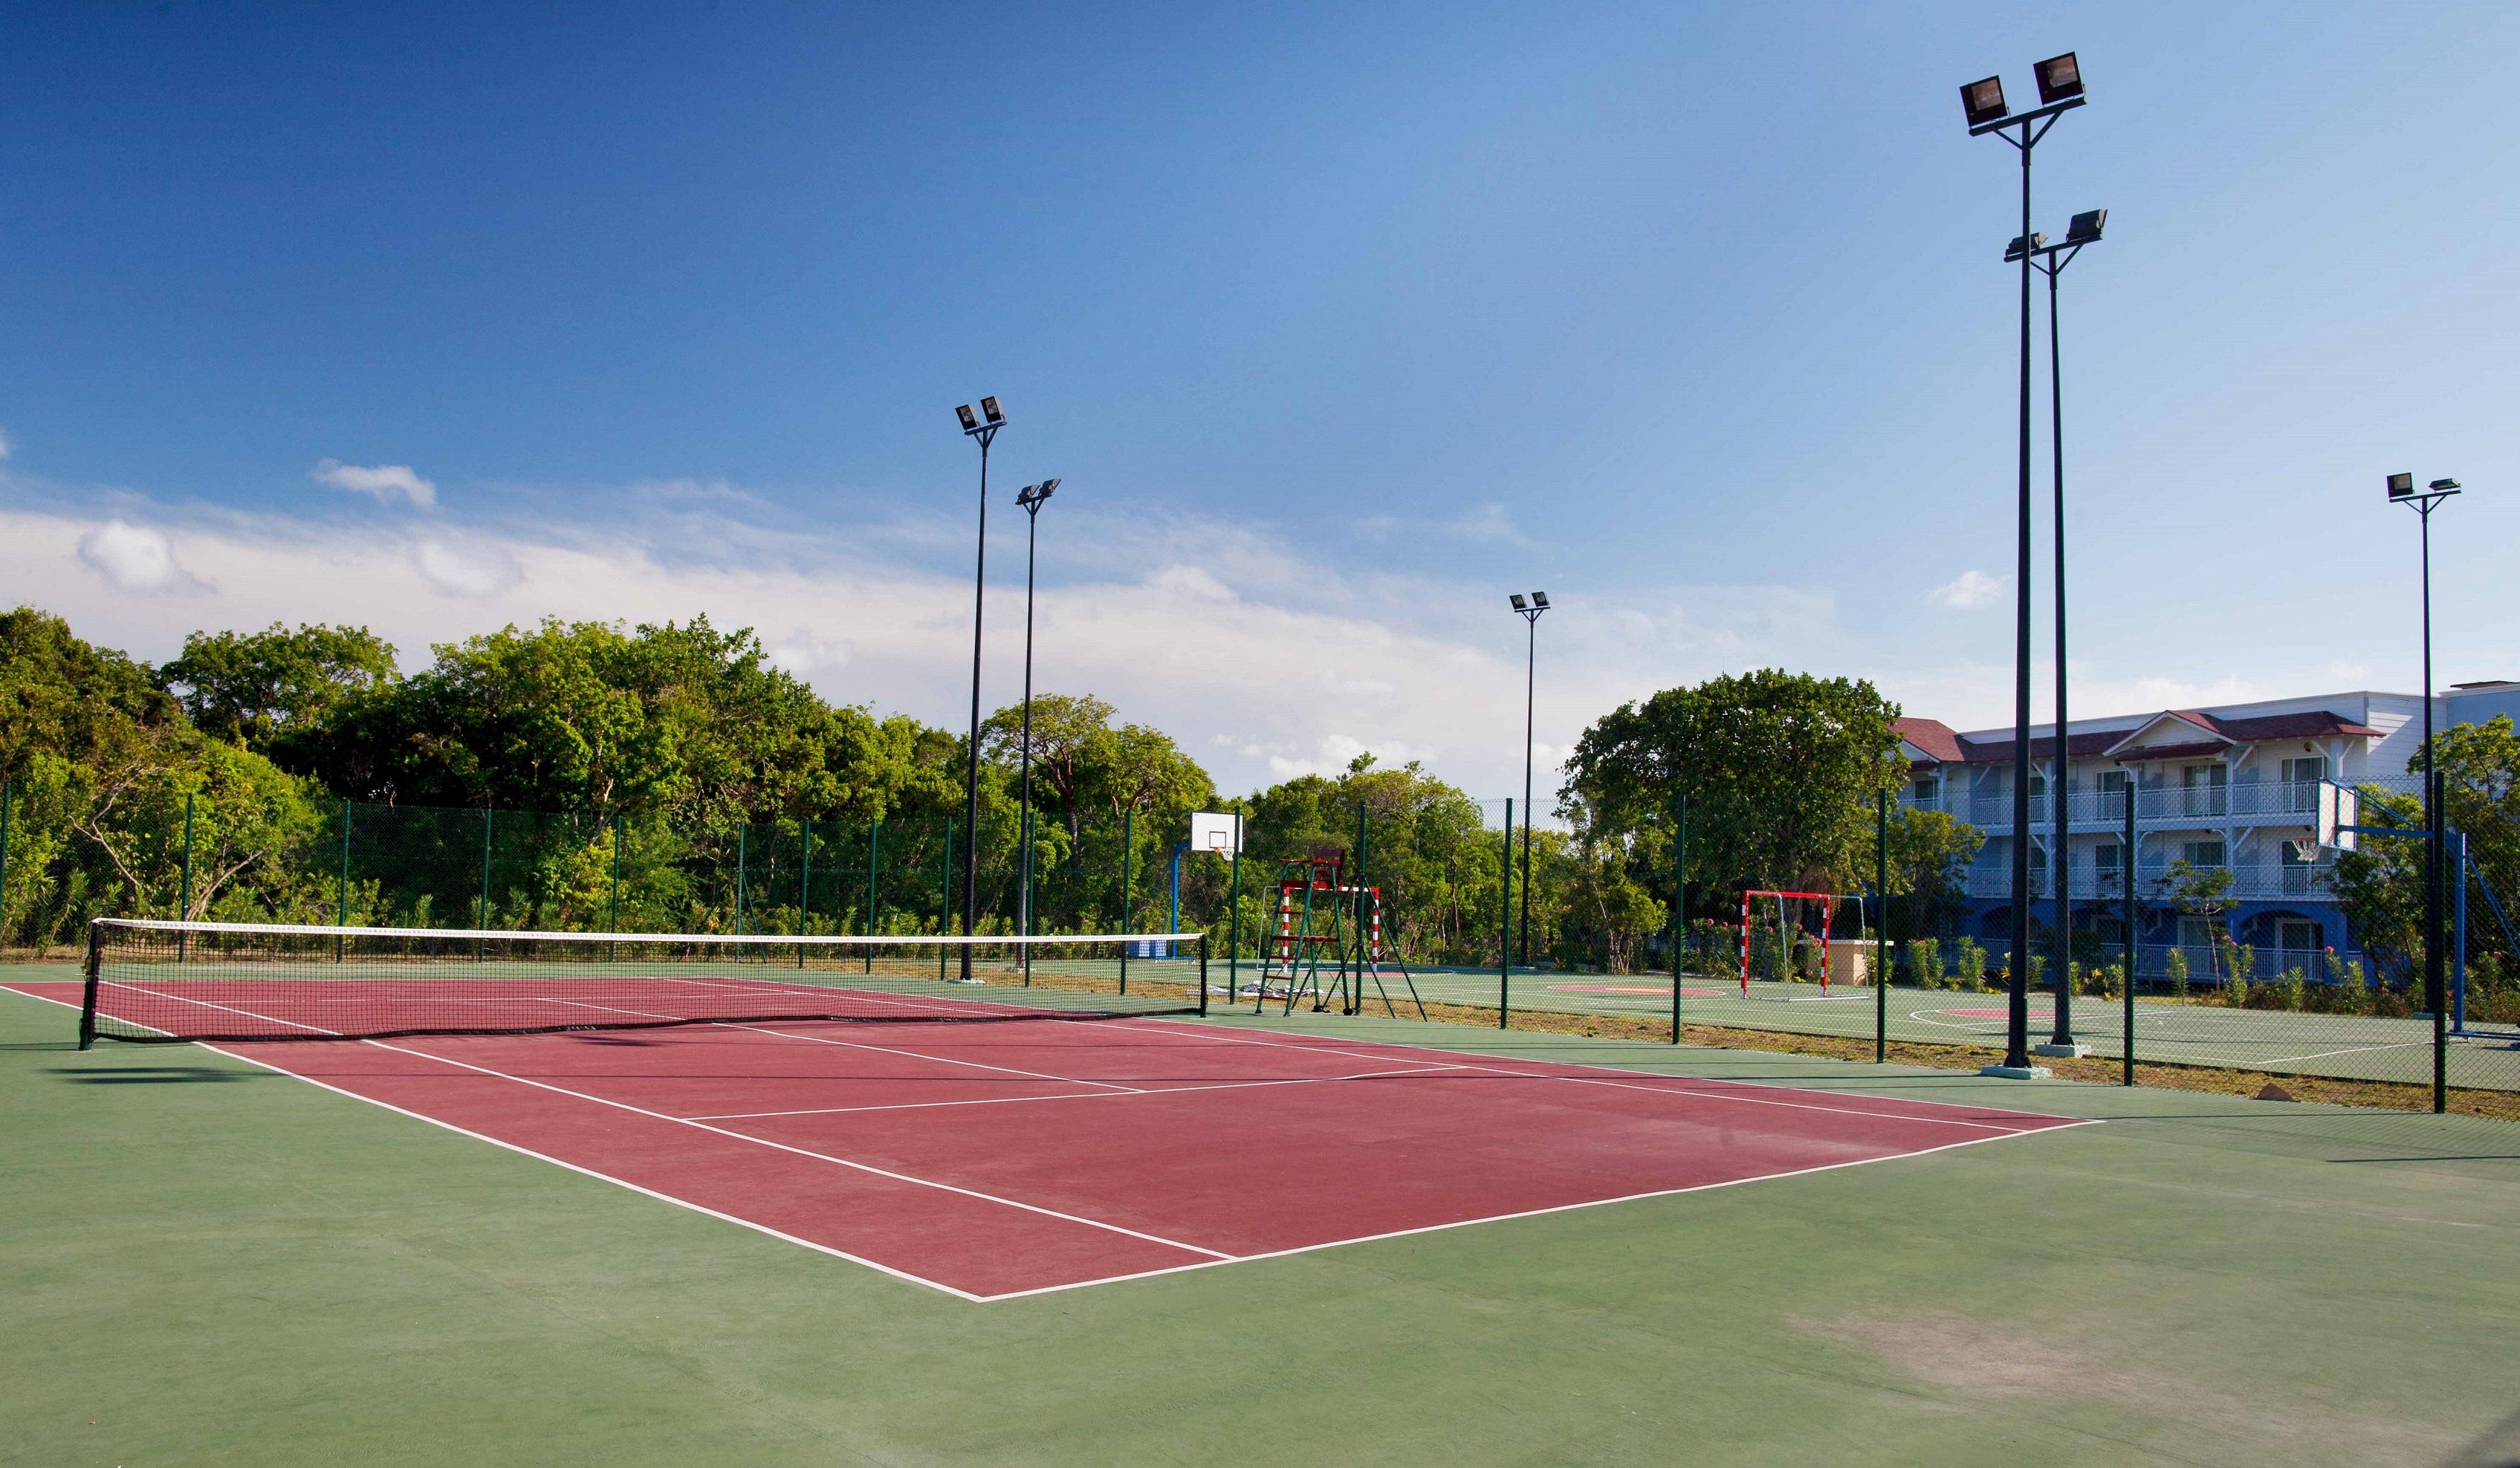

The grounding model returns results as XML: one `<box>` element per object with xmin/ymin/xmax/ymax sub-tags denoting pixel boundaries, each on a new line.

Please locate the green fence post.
<box><xmin>610</xmin><ymin>814</ymin><xmax>624</xmax><ymax>932</ymax></box>
<box><xmin>477</xmin><ymin>806</ymin><xmax>493</xmax><ymax>959</ymax></box>
<box><xmin>337</xmin><ymin>798</ymin><xmax>352</xmax><ymax>963</ymax></box>
<box><xmin>799</xmin><ymin>816</ymin><xmax>816</xmax><ymax>970</ymax></box>
<box><xmin>1876</xmin><ymin>791</ymin><xmax>1889</xmax><ymax>1064</ymax></box>
<box><xmin>2123</xmin><ymin>782</ymin><xmax>2136</xmax><ymax>1086</ymax></box>
<box><xmin>1119</xmin><ymin>807</ymin><xmax>1133</xmax><ymax>995</ymax></box>
<box><xmin>1020</xmin><ymin>806</ymin><xmax>1033</xmax><ymax>987</ymax></box>
<box><xmin>1499</xmin><ymin>798</ymin><xmax>1513</xmax><ymax>1030</ymax></box>
<box><xmin>939</xmin><ymin>816</ymin><xmax>954</xmax><ymax>982</ymax></box>
<box><xmin>1230</xmin><ymin>806</ymin><xmax>1246</xmax><ymax>1012</ymax></box>
<box><xmin>734</xmin><ymin>823</ymin><xmax>748</xmax><ymax>937</ymax></box>
<box><xmin>177</xmin><ymin>791</ymin><xmax>196</xmax><ymax>960</ymax></box>
<box><xmin>1</xmin><ymin>780</ymin><xmax>14</xmax><ymax>948</ymax></box>
<box><xmin>1353</xmin><ymin>801</ymin><xmax>1369</xmax><ymax>1017</ymax></box>
<box><xmin>1671</xmin><ymin>790</ymin><xmax>1686</xmax><ymax>1045</ymax></box>
<box><xmin>865</xmin><ymin>817</ymin><xmax>878</xmax><ymax>975</ymax></box>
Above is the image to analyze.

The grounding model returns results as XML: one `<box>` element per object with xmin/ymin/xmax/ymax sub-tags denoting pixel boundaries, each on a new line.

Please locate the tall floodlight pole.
<box><xmin>2388</xmin><ymin>471</ymin><xmax>2461</xmax><ymax>1113</ymax></box>
<box><xmin>2015</xmin><ymin>209</ymin><xmax>2107</xmax><ymax>1057</ymax></box>
<box><xmin>1961</xmin><ymin>53</ymin><xmax>2087</xmax><ymax>1076</ymax></box>
<box><xmin>954</xmin><ymin>397</ymin><xmax>1005</xmax><ymax>981</ymax></box>
<box><xmin>1508</xmin><ymin>592</ymin><xmax>1550</xmax><ymax>966</ymax></box>
<box><xmin>1014</xmin><ymin>478</ymin><xmax>1061</xmax><ymax>970</ymax></box>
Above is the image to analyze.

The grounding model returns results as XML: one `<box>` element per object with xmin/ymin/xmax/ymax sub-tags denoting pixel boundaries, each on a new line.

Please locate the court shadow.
<box><xmin>48</xmin><ymin>1066</ymin><xmax>266</xmax><ymax>1084</ymax></box>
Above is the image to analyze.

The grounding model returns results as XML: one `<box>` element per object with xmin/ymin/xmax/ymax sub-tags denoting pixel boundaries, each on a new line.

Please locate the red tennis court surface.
<box><xmin>11</xmin><ymin>981</ymin><xmax>2090</xmax><ymax>1301</ymax></box>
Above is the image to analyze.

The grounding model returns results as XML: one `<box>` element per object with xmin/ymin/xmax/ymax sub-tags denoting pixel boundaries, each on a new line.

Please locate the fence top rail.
<box><xmin>92</xmin><ymin>918</ymin><xmax>1205</xmax><ymax>947</ymax></box>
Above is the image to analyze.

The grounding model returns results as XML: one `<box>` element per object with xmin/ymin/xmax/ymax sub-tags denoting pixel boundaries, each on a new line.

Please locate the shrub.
<box><xmin>2280</xmin><ymin>965</ymin><xmax>2307</xmax><ymax>1012</ymax></box>
<box><xmin>1957</xmin><ymin>937</ymin><xmax>1987</xmax><ymax>991</ymax></box>
<box><xmin>1910</xmin><ymin>937</ymin><xmax>1945</xmax><ymax>989</ymax></box>
<box><xmin>2220</xmin><ymin>941</ymin><xmax>2254</xmax><ymax>1008</ymax></box>
<box><xmin>2165</xmin><ymin>947</ymin><xmax>2190</xmax><ymax>999</ymax></box>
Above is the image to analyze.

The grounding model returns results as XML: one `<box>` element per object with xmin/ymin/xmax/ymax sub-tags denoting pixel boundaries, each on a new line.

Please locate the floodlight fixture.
<box><xmin>2387</xmin><ymin>472</ymin><xmax>2416</xmax><ymax>500</ymax></box>
<box><xmin>2005</xmin><ymin>233</ymin><xmax>2048</xmax><ymax>262</ymax></box>
<box><xmin>1531</xmin><ymin>591</ymin><xmax>1550</xmax><ymax>610</ymax></box>
<box><xmin>2064</xmin><ymin>208</ymin><xmax>2106</xmax><ymax>245</ymax></box>
<box><xmin>1016</xmin><ymin>477</ymin><xmax>1060</xmax><ymax>510</ymax></box>
<box><xmin>1961</xmin><ymin>76</ymin><xmax>2008</xmax><ymax>128</ymax></box>
<box><xmin>2034</xmin><ymin>53</ymin><xmax>2084</xmax><ymax>105</ymax></box>
<box><xmin>1509</xmin><ymin>594</ymin><xmax>1528</xmax><ymax>611</ymax></box>
<box><xmin>981</xmin><ymin>396</ymin><xmax>1004</xmax><ymax>425</ymax></box>
<box><xmin>955</xmin><ymin>403</ymin><xmax>978</xmax><ymax>432</ymax></box>
<box><xmin>2430</xmin><ymin>478</ymin><xmax>2461</xmax><ymax>493</ymax></box>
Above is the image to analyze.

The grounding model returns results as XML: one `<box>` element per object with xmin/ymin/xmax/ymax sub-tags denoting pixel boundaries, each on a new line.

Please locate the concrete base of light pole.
<box><xmin>1979</xmin><ymin>1063</ymin><xmax>2055</xmax><ymax>1080</ymax></box>
<box><xmin>2032</xmin><ymin>1041</ymin><xmax>2090</xmax><ymax>1058</ymax></box>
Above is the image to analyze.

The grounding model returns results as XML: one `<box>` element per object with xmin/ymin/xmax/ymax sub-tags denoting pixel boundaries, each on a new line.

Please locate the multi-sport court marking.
<box><xmin>7</xmin><ymin>974</ymin><xmax>2090</xmax><ymax>1302</ymax></box>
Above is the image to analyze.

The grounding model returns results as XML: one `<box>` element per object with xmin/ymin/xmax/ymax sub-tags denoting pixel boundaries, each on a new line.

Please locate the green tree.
<box><xmin>1560</xmin><ymin>668</ymin><xmax>1906</xmax><ymax>923</ymax></box>
<box><xmin>157</xmin><ymin>622</ymin><xmax>398</xmax><ymax>752</ymax></box>
<box><xmin>1884</xmin><ymin>806</ymin><xmax>1984</xmax><ymax>940</ymax></box>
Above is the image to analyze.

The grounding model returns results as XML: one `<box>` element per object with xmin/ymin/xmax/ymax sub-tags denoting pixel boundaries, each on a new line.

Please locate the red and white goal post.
<box><xmin>1736</xmin><ymin>890</ymin><xmax>1871</xmax><ymax>996</ymax></box>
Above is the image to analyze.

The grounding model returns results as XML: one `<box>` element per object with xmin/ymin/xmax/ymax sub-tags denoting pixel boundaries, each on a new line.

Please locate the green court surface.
<box><xmin>1369</xmin><ymin>967</ymin><xmax>2520</xmax><ymax>1093</ymax></box>
<box><xmin>9</xmin><ymin>962</ymin><xmax>2520</xmax><ymax>1467</ymax></box>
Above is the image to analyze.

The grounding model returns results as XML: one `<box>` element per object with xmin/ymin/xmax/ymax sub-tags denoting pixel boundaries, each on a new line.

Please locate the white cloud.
<box><xmin>2328</xmin><ymin>660</ymin><xmax>2369</xmax><ymax>683</ymax></box>
<box><xmin>768</xmin><ymin>630</ymin><xmax>854</xmax><ymax>677</ymax></box>
<box><xmin>412</xmin><ymin>539</ymin><xmax>523</xmax><ymax>597</ymax></box>
<box><xmin>0</xmin><ymin>427</ymin><xmax>12</xmax><ymax>460</ymax></box>
<box><xmin>1924</xmin><ymin>569</ymin><xmax>2004</xmax><ymax>611</ymax></box>
<box><xmin>74</xmin><ymin>520</ymin><xmax>213</xmax><ymax>596</ymax></box>
<box><xmin>1448</xmin><ymin>502</ymin><xmax>1528</xmax><ymax>545</ymax></box>
<box><xmin>313</xmin><ymin>459</ymin><xmax>438</xmax><ymax>510</ymax></box>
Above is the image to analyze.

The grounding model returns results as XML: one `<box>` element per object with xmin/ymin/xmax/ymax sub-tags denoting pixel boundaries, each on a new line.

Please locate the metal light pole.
<box><xmin>2015</xmin><ymin>208</ymin><xmax>2107</xmax><ymax>1056</ymax></box>
<box><xmin>1961</xmin><ymin>53</ymin><xmax>2087</xmax><ymax>1076</ymax></box>
<box><xmin>953</xmin><ymin>396</ymin><xmax>1004</xmax><ymax>981</ymax></box>
<box><xmin>1508</xmin><ymin>592</ymin><xmax>1549</xmax><ymax>967</ymax></box>
<box><xmin>1014</xmin><ymin>477</ymin><xmax>1061</xmax><ymax>981</ymax></box>
<box><xmin>2388</xmin><ymin>471</ymin><xmax>2460</xmax><ymax>1113</ymax></box>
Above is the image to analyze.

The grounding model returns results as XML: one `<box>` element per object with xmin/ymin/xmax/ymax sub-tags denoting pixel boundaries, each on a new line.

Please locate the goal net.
<box><xmin>1737</xmin><ymin>891</ymin><xmax>1869</xmax><ymax>996</ymax></box>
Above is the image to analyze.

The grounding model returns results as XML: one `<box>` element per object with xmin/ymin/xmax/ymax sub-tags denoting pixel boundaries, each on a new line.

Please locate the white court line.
<box><xmin>1113</xmin><ymin>1017</ymin><xmax>2070</xmax><ymax>1132</ymax></box>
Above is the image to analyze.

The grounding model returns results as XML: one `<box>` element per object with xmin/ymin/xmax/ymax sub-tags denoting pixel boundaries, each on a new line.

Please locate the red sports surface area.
<box><xmin>10</xmin><ymin>980</ymin><xmax>2089</xmax><ymax>1300</ymax></box>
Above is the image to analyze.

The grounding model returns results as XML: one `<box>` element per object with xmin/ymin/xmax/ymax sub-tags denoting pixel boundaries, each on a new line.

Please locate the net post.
<box><xmin>1352</xmin><ymin>801</ymin><xmax>1369</xmax><ymax>1017</ymax></box>
<box><xmin>734</xmin><ymin>822</ymin><xmax>748</xmax><ymax>937</ymax></box>
<box><xmin>1670</xmin><ymin>789</ymin><xmax>1686</xmax><ymax>1045</ymax></box>
<box><xmin>1197</xmin><ymin>932</ymin><xmax>1209</xmax><ymax>1017</ymax></box>
<box><xmin>1876</xmin><ymin>791</ymin><xmax>1889</xmax><ymax>1063</ymax></box>
<box><xmin>863</xmin><ymin>818</ymin><xmax>878</xmax><ymax>976</ymax></box>
<box><xmin>1230</xmin><ymin>809</ymin><xmax>1247</xmax><ymax>1014</ymax></box>
<box><xmin>336</xmin><ymin>798</ymin><xmax>351</xmax><ymax>964</ymax></box>
<box><xmin>78</xmin><ymin>919</ymin><xmax>103</xmax><ymax>1050</ymax></box>
<box><xmin>1499</xmin><ymin>798</ymin><xmax>1513</xmax><ymax>1030</ymax></box>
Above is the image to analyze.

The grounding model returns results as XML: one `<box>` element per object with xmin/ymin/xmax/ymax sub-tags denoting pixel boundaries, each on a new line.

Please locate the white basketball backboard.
<box><xmin>1189</xmin><ymin>811</ymin><xmax>1242</xmax><ymax>856</ymax></box>
<box><xmin>2316</xmin><ymin>780</ymin><xmax>2357</xmax><ymax>853</ymax></box>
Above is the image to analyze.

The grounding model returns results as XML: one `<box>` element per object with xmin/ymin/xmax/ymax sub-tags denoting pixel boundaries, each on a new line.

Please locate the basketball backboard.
<box><xmin>1189</xmin><ymin>811</ymin><xmax>1243</xmax><ymax>856</ymax></box>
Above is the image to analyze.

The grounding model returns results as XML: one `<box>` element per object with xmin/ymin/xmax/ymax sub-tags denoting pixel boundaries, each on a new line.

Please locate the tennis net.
<box><xmin>78</xmin><ymin>919</ymin><xmax>1208</xmax><ymax>1045</ymax></box>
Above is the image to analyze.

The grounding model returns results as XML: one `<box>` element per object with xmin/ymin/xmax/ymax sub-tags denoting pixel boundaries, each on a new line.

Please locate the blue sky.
<box><xmin>4</xmin><ymin>3</ymin><xmax>2516</xmax><ymax>804</ymax></box>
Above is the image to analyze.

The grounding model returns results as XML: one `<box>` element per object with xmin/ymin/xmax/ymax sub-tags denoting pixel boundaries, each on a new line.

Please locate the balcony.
<box><xmin>1961</xmin><ymin>857</ymin><xmax>2337</xmax><ymax>904</ymax></box>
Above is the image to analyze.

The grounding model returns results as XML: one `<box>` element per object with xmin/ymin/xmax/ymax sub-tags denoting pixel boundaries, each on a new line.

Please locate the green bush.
<box><xmin>2165</xmin><ymin>947</ymin><xmax>2190</xmax><ymax>999</ymax></box>
<box><xmin>1956</xmin><ymin>937</ymin><xmax>1987</xmax><ymax>991</ymax></box>
<box><xmin>1909</xmin><ymin>937</ymin><xmax>1944</xmax><ymax>989</ymax></box>
<box><xmin>2280</xmin><ymin>965</ymin><xmax>2307</xmax><ymax>1012</ymax></box>
<box><xmin>2220</xmin><ymin>940</ymin><xmax>2253</xmax><ymax>1008</ymax></box>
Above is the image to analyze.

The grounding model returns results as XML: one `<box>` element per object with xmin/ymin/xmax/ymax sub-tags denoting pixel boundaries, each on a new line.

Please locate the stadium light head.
<box><xmin>980</xmin><ymin>396</ymin><xmax>1004</xmax><ymax>425</ymax></box>
<box><xmin>1016</xmin><ymin>477</ymin><xmax>1060</xmax><ymax>509</ymax></box>
<box><xmin>1960</xmin><ymin>75</ymin><xmax>2009</xmax><ymax>129</ymax></box>
<box><xmin>2004</xmin><ymin>233</ymin><xmax>2048</xmax><ymax>262</ymax></box>
<box><xmin>955</xmin><ymin>404</ymin><xmax>978</xmax><ymax>432</ymax></box>
<box><xmin>1509</xmin><ymin>594</ymin><xmax>1529</xmax><ymax>612</ymax></box>
<box><xmin>2429</xmin><ymin>477</ymin><xmax>2461</xmax><ymax>493</ymax></box>
<box><xmin>2386</xmin><ymin>472</ymin><xmax>2415</xmax><ymax>500</ymax></box>
<box><xmin>2064</xmin><ymin>208</ymin><xmax>2107</xmax><ymax>245</ymax></box>
<box><xmin>2034</xmin><ymin>52</ymin><xmax>2084</xmax><ymax>105</ymax></box>
<box><xmin>1531</xmin><ymin>591</ymin><xmax>1550</xmax><ymax>610</ymax></box>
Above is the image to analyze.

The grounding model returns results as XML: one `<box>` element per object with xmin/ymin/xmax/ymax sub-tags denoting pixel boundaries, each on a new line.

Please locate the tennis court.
<box><xmin>8</xmin><ymin>958</ymin><xmax>2083</xmax><ymax>1299</ymax></box>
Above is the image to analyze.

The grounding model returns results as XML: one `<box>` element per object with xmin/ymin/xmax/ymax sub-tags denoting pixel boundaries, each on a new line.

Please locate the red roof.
<box><xmin>1908</xmin><ymin>708</ymin><xmax>2382</xmax><ymax>767</ymax></box>
<box><xmin>1894</xmin><ymin>717</ymin><xmax>1963</xmax><ymax>764</ymax></box>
